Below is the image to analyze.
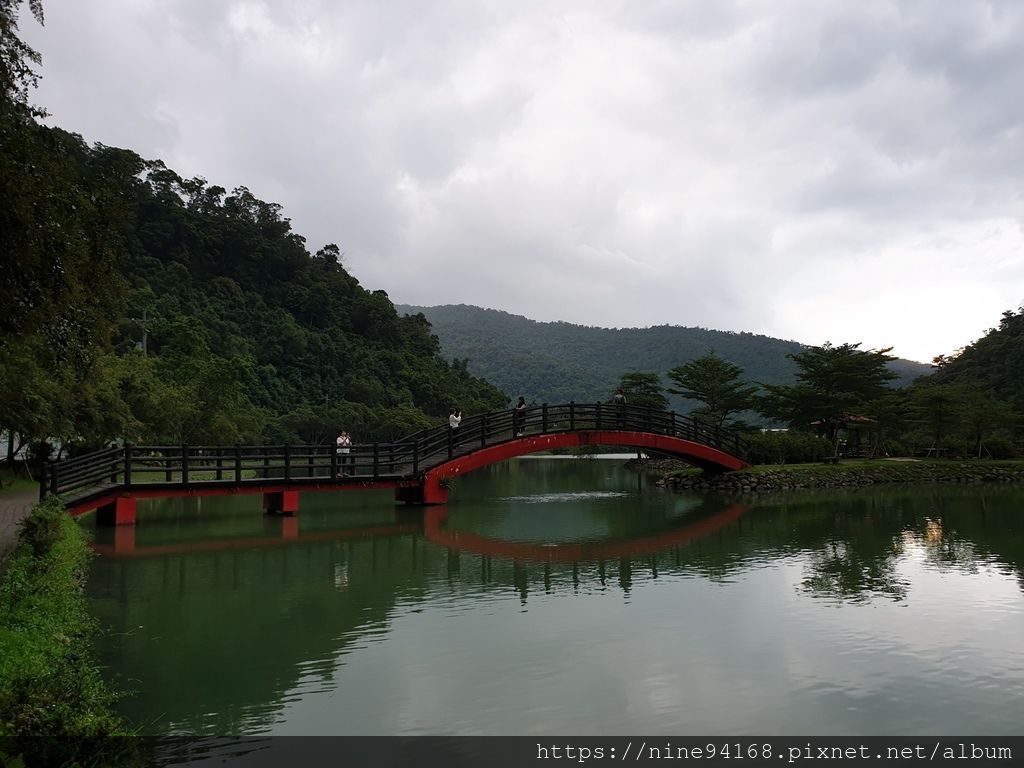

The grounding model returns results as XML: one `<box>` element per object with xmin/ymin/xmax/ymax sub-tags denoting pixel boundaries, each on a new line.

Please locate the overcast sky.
<box><xmin>23</xmin><ymin>0</ymin><xmax>1024</xmax><ymax>363</ymax></box>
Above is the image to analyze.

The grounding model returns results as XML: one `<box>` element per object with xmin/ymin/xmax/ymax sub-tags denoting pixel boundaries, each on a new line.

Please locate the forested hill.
<box><xmin>2</xmin><ymin>120</ymin><xmax>507</xmax><ymax>453</ymax></box>
<box><xmin>931</xmin><ymin>307</ymin><xmax>1024</xmax><ymax>410</ymax></box>
<box><xmin>397</xmin><ymin>304</ymin><xmax>931</xmax><ymax>409</ymax></box>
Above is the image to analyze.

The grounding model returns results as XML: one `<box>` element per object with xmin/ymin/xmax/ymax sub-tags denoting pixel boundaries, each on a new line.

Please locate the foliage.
<box><xmin>930</xmin><ymin>306</ymin><xmax>1024</xmax><ymax>411</ymax></box>
<box><xmin>666</xmin><ymin>352</ymin><xmax>757</xmax><ymax>427</ymax></box>
<box><xmin>906</xmin><ymin>383</ymin><xmax>1019</xmax><ymax>458</ymax></box>
<box><xmin>0</xmin><ymin>134</ymin><xmax>507</xmax><ymax>453</ymax></box>
<box><xmin>0</xmin><ymin>498</ymin><xmax>136</xmax><ymax>767</ymax></box>
<box><xmin>745</xmin><ymin>431</ymin><xmax>834</xmax><ymax>465</ymax></box>
<box><xmin>757</xmin><ymin>343</ymin><xmax>899</xmax><ymax>445</ymax></box>
<box><xmin>395</xmin><ymin>304</ymin><xmax>930</xmax><ymax>411</ymax></box>
<box><xmin>0</xmin><ymin>0</ymin><xmax>44</xmax><ymax>117</ymax></box>
<box><xmin>616</xmin><ymin>372</ymin><xmax>668</xmax><ymax>411</ymax></box>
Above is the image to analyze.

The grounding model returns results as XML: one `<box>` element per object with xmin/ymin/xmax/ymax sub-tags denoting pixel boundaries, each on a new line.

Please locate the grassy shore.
<box><xmin>637</xmin><ymin>458</ymin><xmax>1024</xmax><ymax>494</ymax></box>
<box><xmin>0</xmin><ymin>497</ymin><xmax>138</xmax><ymax>767</ymax></box>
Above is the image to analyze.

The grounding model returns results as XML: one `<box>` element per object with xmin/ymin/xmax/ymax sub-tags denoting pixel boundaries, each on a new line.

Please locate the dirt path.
<box><xmin>0</xmin><ymin>487</ymin><xmax>37</xmax><ymax>560</ymax></box>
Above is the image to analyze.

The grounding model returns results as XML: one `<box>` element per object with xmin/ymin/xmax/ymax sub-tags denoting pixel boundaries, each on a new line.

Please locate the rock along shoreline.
<box><xmin>626</xmin><ymin>458</ymin><xmax>1024</xmax><ymax>495</ymax></box>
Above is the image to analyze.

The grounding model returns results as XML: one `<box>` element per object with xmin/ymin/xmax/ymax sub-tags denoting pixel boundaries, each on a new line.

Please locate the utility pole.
<box><xmin>131</xmin><ymin>309</ymin><xmax>153</xmax><ymax>356</ymax></box>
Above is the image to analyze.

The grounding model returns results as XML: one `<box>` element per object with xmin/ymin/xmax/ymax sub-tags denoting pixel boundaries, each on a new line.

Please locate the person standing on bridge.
<box><xmin>449</xmin><ymin>408</ymin><xmax>462</xmax><ymax>446</ymax></box>
<box><xmin>336</xmin><ymin>430</ymin><xmax>352</xmax><ymax>477</ymax></box>
<box><xmin>613</xmin><ymin>388</ymin><xmax>627</xmax><ymax>427</ymax></box>
<box><xmin>514</xmin><ymin>397</ymin><xmax>527</xmax><ymax>437</ymax></box>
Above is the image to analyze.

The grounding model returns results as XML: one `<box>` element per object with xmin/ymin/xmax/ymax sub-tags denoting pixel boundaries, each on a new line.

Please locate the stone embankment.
<box><xmin>628</xmin><ymin>458</ymin><xmax>1024</xmax><ymax>495</ymax></box>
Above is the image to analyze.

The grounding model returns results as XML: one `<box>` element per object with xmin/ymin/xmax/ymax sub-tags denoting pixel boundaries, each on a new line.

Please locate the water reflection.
<box><xmin>85</xmin><ymin>461</ymin><xmax>1024</xmax><ymax>736</ymax></box>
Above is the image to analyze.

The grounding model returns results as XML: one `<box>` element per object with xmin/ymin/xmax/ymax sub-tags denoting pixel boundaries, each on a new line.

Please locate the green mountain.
<box><xmin>396</xmin><ymin>304</ymin><xmax>931</xmax><ymax>411</ymax></box>
<box><xmin>931</xmin><ymin>307</ymin><xmax>1024</xmax><ymax>410</ymax></box>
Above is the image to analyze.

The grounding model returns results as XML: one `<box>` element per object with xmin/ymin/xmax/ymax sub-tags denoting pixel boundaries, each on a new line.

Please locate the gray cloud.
<box><xmin>22</xmin><ymin>0</ymin><xmax>1024</xmax><ymax>362</ymax></box>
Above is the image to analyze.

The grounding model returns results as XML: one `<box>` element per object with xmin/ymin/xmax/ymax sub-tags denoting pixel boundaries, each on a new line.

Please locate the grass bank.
<box><xmin>0</xmin><ymin>497</ymin><xmax>138</xmax><ymax>767</ymax></box>
<box><xmin>0</xmin><ymin>467</ymin><xmax>36</xmax><ymax>499</ymax></box>
<box><xmin>636</xmin><ymin>459</ymin><xmax>1024</xmax><ymax>494</ymax></box>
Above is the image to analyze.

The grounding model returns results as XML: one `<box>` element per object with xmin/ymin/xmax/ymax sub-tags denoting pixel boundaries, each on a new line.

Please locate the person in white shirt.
<box><xmin>336</xmin><ymin>430</ymin><xmax>352</xmax><ymax>476</ymax></box>
<box><xmin>449</xmin><ymin>408</ymin><xmax>462</xmax><ymax>448</ymax></box>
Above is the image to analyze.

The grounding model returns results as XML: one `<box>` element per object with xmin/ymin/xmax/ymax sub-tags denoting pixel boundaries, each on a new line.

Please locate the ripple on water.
<box><xmin>495</xmin><ymin>491</ymin><xmax>633</xmax><ymax>503</ymax></box>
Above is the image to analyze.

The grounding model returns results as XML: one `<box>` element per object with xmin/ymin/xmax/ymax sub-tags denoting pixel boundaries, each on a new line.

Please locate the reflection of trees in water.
<box><xmin>801</xmin><ymin>540</ymin><xmax>909</xmax><ymax>602</ymax></box>
<box><xmin>760</xmin><ymin>486</ymin><xmax>1024</xmax><ymax>603</ymax></box>
<box><xmin>89</xmin><ymin>484</ymin><xmax>1024</xmax><ymax>734</ymax></box>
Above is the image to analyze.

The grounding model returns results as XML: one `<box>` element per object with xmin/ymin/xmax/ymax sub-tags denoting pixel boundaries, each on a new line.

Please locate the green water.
<box><xmin>85</xmin><ymin>459</ymin><xmax>1024</xmax><ymax>736</ymax></box>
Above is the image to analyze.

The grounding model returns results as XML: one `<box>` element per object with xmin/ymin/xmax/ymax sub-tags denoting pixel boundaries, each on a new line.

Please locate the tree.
<box><xmin>667</xmin><ymin>352</ymin><xmax>757</xmax><ymax>428</ymax></box>
<box><xmin>617</xmin><ymin>372</ymin><xmax>668</xmax><ymax>411</ymax></box>
<box><xmin>956</xmin><ymin>386</ymin><xmax>1018</xmax><ymax>458</ymax></box>
<box><xmin>757</xmin><ymin>343</ymin><xmax>898</xmax><ymax>447</ymax></box>
<box><xmin>908</xmin><ymin>383</ymin><xmax>965</xmax><ymax>456</ymax></box>
<box><xmin>0</xmin><ymin>0</ymin><xmax>44</xmax><ymax>117</ymax></box>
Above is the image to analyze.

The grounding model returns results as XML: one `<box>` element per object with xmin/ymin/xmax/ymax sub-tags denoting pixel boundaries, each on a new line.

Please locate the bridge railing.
<box><xmin>42</xmin><ymin>403</ymin><xmax>749</xmax><ymax>504</ymax></box>
<box><xmin>43</xmin><ymin>441</ymin><xmax>423</xmax><ymax>502</ymax></box>
<box><xmin>408</xmin><ymin>402</ymin><xmax>749</xmax><ymax>460</ymax></box>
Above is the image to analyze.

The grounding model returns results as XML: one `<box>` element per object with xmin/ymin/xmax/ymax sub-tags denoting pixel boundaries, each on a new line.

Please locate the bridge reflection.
<box><xmin>90</xmin><ymin>502</ymin><xmax>749</xmax><ymax>564</ymax></box>
<box><xmin>423</xmin><ymin>503</ymin><xmax>748</xmax><ymax>563</ymax></box>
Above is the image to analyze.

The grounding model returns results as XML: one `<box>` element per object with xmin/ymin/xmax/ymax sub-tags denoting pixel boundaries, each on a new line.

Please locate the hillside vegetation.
<box><xmin>397</xmin><ymin>304</ymin><xmax>930</xmax><ymax>409</ymax></box>
<box><xmin>931</xmin><ymin>308</ymin><xmax>1024</xmax><ymax>411</ymax></box>
<box><xmin>2</xmin><ymin>128</ymin><xmax>508</xmax><ymax>458</ymax></box>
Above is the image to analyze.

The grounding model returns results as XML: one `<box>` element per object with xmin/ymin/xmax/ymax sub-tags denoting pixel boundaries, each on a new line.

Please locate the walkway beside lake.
<box><xmin>0</xmin><ymin>488</ymin><xmax>35</xmax><ymax>562</ymax></box>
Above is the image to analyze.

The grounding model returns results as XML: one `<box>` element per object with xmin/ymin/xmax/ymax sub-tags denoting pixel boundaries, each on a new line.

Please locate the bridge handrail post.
<box><xmin>447</xmin><ymin>427</ymin><xmax>453</xmax><ymax>458</ymax></box>
<box><xmin>284</xmin><ymin>444</ymin><xmax>291</xmax><ymax>481</ymax></box>
<box><xmin>542</xmin><ymin>403</ymin><xmax>548</xmax><ymax>433</ymax></box>
<box><xmin>373</xmin><ymin>443</ymin><xmax>380</xmax><ymax>480</ymax></box>
<box><xmin>713</xmin><ymin>425</ymin><xmax>720</xmax><ymax>449</ymax></box>
<box><xmin>481</xmin><ymin>413</ymin><xmax>488</xmax><ymax>447</ymax></box>
<box><xmin>670</xmin><ymin>411</ymin><xmax>677</xmax><ymax>436</ymax></box>
<box><xmin>181</xmin><ymin>444</ymin><xmax>189</xmax><ymax>486</ymax></box>
<box><xmin>39</xmin><ymin>462</ymin><xmax>48</xmax><ymax>500</ymax></box>
<box><xmin>330</xmin><ymin>443</ymin><xmax>338</xmax><ymax>479</ymax></box>
<box><xmin>413</xmin><ymin>440</ymin><xmax>419</xmax><ymax>474</ymax></box>
<box><xmin>569</xmin><ymin>401</ymin><xmax>575</xmax><ymax>431</ymax></box>
<box><xmin>235</xmin><ymin>445</ymin><xmax>242</xmax><ymax>483</ymax></box>
<box><xmin>215</xmin><ymin>448</ymin><xmax>223</xmax><ymax>481</ymax></box>
<box><xmin>50</xmin><ymin>462</ymin><xmax>59</xmax><ymax>497</ymax></box>
<box><xmin>595</xmin><ymin>401</ymin><xmax>602</xmax><ymax>430</ymax></box>
<box><xmin>124</xmin><ymin>445</ymin><xmax>132</xmax><ymax>489</ymax></box>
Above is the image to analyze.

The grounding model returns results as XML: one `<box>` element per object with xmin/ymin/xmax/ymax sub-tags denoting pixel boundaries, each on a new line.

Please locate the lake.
<box><xmin>85</xmin><ymin>458</ymin><xmax>1024</xmax><ymax>736</ymax></box>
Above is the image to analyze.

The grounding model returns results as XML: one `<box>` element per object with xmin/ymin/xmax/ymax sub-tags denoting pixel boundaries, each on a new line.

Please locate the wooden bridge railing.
<box><xmin>41</xmin><ymin>402</ymin><xmax>750</xmax><ymax>504</ymax></box>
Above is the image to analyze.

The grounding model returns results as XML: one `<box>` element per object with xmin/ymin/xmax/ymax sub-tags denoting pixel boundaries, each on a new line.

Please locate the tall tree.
<box><xmin>956</xmin><ymin>386</ymin><xmax>1018</xmax><ymax>459</ymax></box>
<box><xmin>667</xmin><ymin>352</ymin><xmax>757</xmax><ymax>427</ymax></box>
<box><xmin>0</xmin><ymin>0</ymin><xmax>44</xmax><ymax>117</ymax></box>
<box><xmin>909</xmin><ymin>383</ymin><xmax>968</xmax><ymax>456</ymax></box>
<box><xmin>616</xmin><ymin>372</ymin><xmax>668</xmax><ymax>411</ymax></box>
<box><xmin>757</xmin><ymin>343</ymin><xmax>898</xmax><ymax>446</ymax></box>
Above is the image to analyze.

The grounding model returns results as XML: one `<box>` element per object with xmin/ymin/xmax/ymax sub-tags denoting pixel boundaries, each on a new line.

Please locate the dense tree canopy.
<box><xmin>757</xmin><ymin>343</ymin><xmax>899</xmax><ymax>444</ymax></box>
<box><xmin>667</xmin><ymin>352</ymin><xmax>757</xmax><ymax>428</ymax></box>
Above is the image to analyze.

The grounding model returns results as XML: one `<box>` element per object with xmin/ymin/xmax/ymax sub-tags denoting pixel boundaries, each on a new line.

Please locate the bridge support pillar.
<box><xmin>97</xmin><ymin>496</ymin><xmax>136</xmax><ymax>527</ymax></box>
<box><xmin>395</xmin><ymin>476</ymin><xmax>448</xmax><ymax>505</ymax></box>
<box><xmin>264</xmin><ymin>490</ymin><xmax>299</xmax><ymax>515</ymax></box>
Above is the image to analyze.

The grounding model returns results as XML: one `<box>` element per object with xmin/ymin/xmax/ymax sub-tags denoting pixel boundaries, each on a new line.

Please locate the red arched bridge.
<box><xmin>41</xmin><ymin>402</ymin><xmax>750</xmax><ymax>525</ymax></box>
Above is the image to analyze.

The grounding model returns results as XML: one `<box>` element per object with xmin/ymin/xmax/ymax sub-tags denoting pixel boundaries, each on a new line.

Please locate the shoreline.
<box><xmin>627</xmin><ymin>458</ymin><xmax>1024</xmax><ymax>495</ymax></box>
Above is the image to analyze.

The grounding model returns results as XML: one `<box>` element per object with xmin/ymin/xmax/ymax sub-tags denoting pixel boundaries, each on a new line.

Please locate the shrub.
<box><xmin>16</xmin><ymin>499</ymin><xmax>64</xmax><ymax>557</ymax></box>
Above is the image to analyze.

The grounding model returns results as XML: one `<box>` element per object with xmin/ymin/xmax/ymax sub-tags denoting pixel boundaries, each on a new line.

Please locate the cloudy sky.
<box><xmin>23</xmin><ymin>0</ymin><xmax>1024</xmax><ymax>363</ymax></box>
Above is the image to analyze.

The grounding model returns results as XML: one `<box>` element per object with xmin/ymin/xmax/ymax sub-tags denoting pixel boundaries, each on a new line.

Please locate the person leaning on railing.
<box><xmin>513</xmin><ymin>397</ymin><xmax>527</xmax><ymax>437</ymax></box>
